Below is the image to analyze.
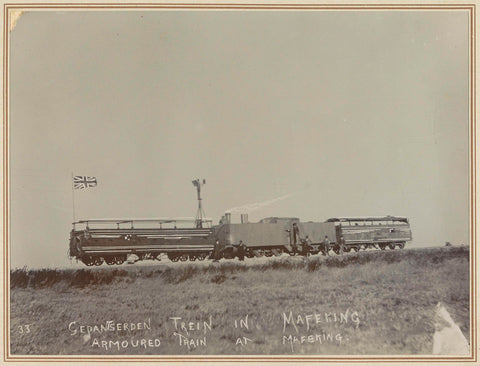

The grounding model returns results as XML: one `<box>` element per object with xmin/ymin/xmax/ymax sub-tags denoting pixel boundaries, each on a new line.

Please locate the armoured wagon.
<box><xmin>326</xmin><ymin>216</ymin><xmax>413</xmax><ymax>252</ymax></box>
<box><xmin>69</xmin><ymin>218</ymin><xmax>215</xmax><ymax>266</ymax></box>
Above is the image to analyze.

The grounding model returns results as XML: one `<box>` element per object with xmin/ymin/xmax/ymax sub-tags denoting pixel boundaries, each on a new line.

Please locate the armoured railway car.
<box><xmin>69</xmin><ymin>215</ymin><xmax>412</xmax><ymax>266</ymax></box>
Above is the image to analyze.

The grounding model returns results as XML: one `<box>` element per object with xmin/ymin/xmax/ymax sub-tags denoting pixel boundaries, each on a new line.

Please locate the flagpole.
<box><xmin>71</xmin><ymin>172</ymin><xmax>76</xmax><ymax>227</ymax></box>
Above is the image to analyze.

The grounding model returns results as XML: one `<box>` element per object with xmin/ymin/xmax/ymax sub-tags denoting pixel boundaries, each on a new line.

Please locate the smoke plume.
<box><xmin>226</xmin><ymin>193</ymin><xmax>295</xmax><ymax>214</ymax></box>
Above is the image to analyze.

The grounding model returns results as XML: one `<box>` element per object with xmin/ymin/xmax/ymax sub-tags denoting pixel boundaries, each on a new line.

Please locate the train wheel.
<box><xmin>197</xmin><ymin>254</ymin><xmax>206</xmax><ymax>261</ymax></box>
<box><xmin>389</xmin><ymin>243</ymin><xmax>395</xmax><ymax>250</ymax></box>
<box><xmin>333</xmin><ymin>247</ymin><xmax>340</xmax><ymax>255</ymax></box>
<box><xmin>105</xmin><ymin>256</ymin><xmax>115</xmax><ymax>265</ymax></box>
<box><xmin>171</xmin><ymin>256</ymin><xmax>179</xmax><ymax>262</ymax></box>
<box><xmin>273</xmin><ymin>249</ymin><xmax>283</xmax><ymax>256</ymax></box>
<box><xmin>114</xmin><ymin>256</ymin><xmax>125</xmax><ymax>265</ymax></box>
<box><xmin>289</xmin><ymin>252</ymin><xmax>296</xmax><ymax>256</ymax></box>
<box><xmin>246</xmin><ymin>251</ymin><xmax>255</xmax><ymax>258</ymax></box>
<box><xmin>379</xmin><ymin>244</ymin><xmax>386</xmax><ymax>250</ymax></box>
<box><xmin>344</xmin><ymin>247</ymin><xmax>351</xmax><ymax>252</ymax></box>
<box><xmin>82</xmin><ymin>256</ymin><xmax>94</xmax><ymax>266</ymax></box>
<box><xmin>189</xmin><ymin>255</ymin><xmax>196</xmax><ymax>261</ymax></box>
<box><xmin>93</xmin><ymin>257</ymin><xmax>104</xmax><ymax>266</ymax></box>
<box><xmin>265</xmin><ymin>250</ymin><xmax>274</xmax><ymax>257</ymax></box>
<box><xmin>353</xmin><ymin>246</ymin><xmax>360</xmax><ymax>252</ymax></box>
<box><xmin>180</xmin><ymin>255</ymin><xmax>188</xmax><ymax>262</ymax></box>
<box><xmin>397</xmin><ymin>242</ymin><xmax>405</xmax><ymax>249</ymax></box>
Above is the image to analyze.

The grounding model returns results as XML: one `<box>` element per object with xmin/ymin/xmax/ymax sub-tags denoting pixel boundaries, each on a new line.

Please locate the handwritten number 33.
<box><xmin>18</xmin><ymin>325</ymin><xmax>30</xmax><ymax>334</ymax></box>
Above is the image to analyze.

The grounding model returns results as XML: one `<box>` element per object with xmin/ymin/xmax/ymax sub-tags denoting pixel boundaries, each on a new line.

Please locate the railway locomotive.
<box><xmin>68</xmin><ymin>181</ymin><xmax>412</xmax><ymax>266</ymax></box>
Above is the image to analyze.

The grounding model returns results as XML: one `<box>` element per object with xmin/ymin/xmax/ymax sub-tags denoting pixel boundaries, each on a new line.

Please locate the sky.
<box><xmin>8</xmin><ymin>9</ymin><xmax>470</xmax><ymax>268</ymax></box>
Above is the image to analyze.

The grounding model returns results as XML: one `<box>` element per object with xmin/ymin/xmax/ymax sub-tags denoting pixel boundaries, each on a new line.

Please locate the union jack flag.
<box><xmin>73</xmin><ymin>176</ymin><xmax>98</xmax><ymax>189</ymax></box>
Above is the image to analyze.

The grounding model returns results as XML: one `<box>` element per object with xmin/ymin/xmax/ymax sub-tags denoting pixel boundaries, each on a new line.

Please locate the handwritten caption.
<box><xmin>68</xmin><ymin>318</ymin><xmax>161</xmax><ymax>351</ymax></box>
<box><xmin>170</xmin><ymin>316</ymin><xmax>212</xmax><ymax>349</ymax></box>
<box><xmin>234</xmin><ymin>314</ymin><xmax>255</xmax><ymax>347</ymax></box>
<box><xmin>62</xmin><ymin>309</ymin><xmax>360</xmax><ymax>352</ymax></box>
<box><xmin>282</xmin><ymin>309</ymin><xmax>360</xmax><ymax>351</ymax></box>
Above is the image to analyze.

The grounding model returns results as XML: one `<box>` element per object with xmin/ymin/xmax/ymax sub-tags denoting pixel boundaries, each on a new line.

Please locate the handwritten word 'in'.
<box><xmin>234</xmin><ymin>314</ymin><xmax>249</xmax><ymax>329</ymax></box>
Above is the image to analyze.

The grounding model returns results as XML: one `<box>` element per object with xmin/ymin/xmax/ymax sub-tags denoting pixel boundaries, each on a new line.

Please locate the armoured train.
<box><xmin>69</xmin><ymin>213</ymin><xmax>412</xmax><ymax>266</ymax></box>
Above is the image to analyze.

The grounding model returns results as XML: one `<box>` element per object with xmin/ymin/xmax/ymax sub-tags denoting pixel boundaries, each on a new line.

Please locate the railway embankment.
<box><xmin>10</xmin><ymin>246</ymin><xmax>470</xmax><ymax>355</ymax></box>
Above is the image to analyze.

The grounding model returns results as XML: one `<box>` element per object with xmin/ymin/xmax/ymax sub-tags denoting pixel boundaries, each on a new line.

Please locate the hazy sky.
<box><xmin>9</xmin><ymin>9</ymin><xmax>470</xmax><ymax>268</ymax></box>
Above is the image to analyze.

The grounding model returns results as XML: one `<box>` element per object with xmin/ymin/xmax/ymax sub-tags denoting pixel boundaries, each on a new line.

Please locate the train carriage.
<box><xmin>69</xmin><ymin>218</ymin><xmax>215</xmax><ymax>266</ymax></box>
<box><xmin>214</xmin><ymin>217</ymin><xmax>297</xmax><ymax>258</ymax></box>
<box><xmin>298</xmin><ymin>221</ymin><xmax>338</xmax><ymax>254</ymax></box>
<box><xmin>326</xmin><ymin>216</ymin><xmax>413</xmax><ymax>252</ymax></box>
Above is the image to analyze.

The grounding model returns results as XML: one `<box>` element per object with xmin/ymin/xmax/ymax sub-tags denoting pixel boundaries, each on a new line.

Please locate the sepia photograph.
<box><xmin>2</xmin><ymin>2</ymin><xmax>477</xmax><ymax>364</ymax></box>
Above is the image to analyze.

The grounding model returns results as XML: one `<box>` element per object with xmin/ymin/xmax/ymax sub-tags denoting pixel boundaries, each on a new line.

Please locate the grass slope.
<box><xmin>9</xmin><ymin>247</ymin><xmax>470</xmax><ymax>355</ymax></box>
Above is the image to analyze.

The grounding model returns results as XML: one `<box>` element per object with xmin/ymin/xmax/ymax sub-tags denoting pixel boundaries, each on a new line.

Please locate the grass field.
<box><xmin>9</xmin><ymin>246</ymin><xmax>470</xmax><ymax>355</ymax></box>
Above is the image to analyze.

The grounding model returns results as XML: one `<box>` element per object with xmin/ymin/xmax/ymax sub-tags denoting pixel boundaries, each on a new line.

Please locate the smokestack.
<box><xmin>241</xmin><ymin>213</ymin><xmax>249</xmax><ymax>223</ymax></box>
<box><xmin>225</xmin><ymin>212</ymin><xmax>231</xmax><ymax>224</ymax></box>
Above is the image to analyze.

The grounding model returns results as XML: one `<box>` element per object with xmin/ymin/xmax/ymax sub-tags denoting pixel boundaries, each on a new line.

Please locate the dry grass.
<box><xmin>10</xmin><ymin>246</ymin><xmax>470</xmax><ymax>355</ymax></box>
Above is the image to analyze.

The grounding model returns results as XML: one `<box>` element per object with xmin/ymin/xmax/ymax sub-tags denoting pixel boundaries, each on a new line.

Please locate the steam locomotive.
<box><xmin>68</xmin><ymin>213</ymin><xmax>412</xmax><ymax>266</ymax></box>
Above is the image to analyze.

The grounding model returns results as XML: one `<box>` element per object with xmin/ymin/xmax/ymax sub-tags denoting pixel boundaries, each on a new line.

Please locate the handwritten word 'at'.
<box><xmin>236</xmin><ymin>336</ymin><xmax>254</xmax><ymax>346</ymax></box>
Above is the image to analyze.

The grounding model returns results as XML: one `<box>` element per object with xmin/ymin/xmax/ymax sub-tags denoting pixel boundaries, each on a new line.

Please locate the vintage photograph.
<box><xmin>4</xmin><ymin>3</ymin><xmax>475</xmax><ymax>362</ymax></box>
